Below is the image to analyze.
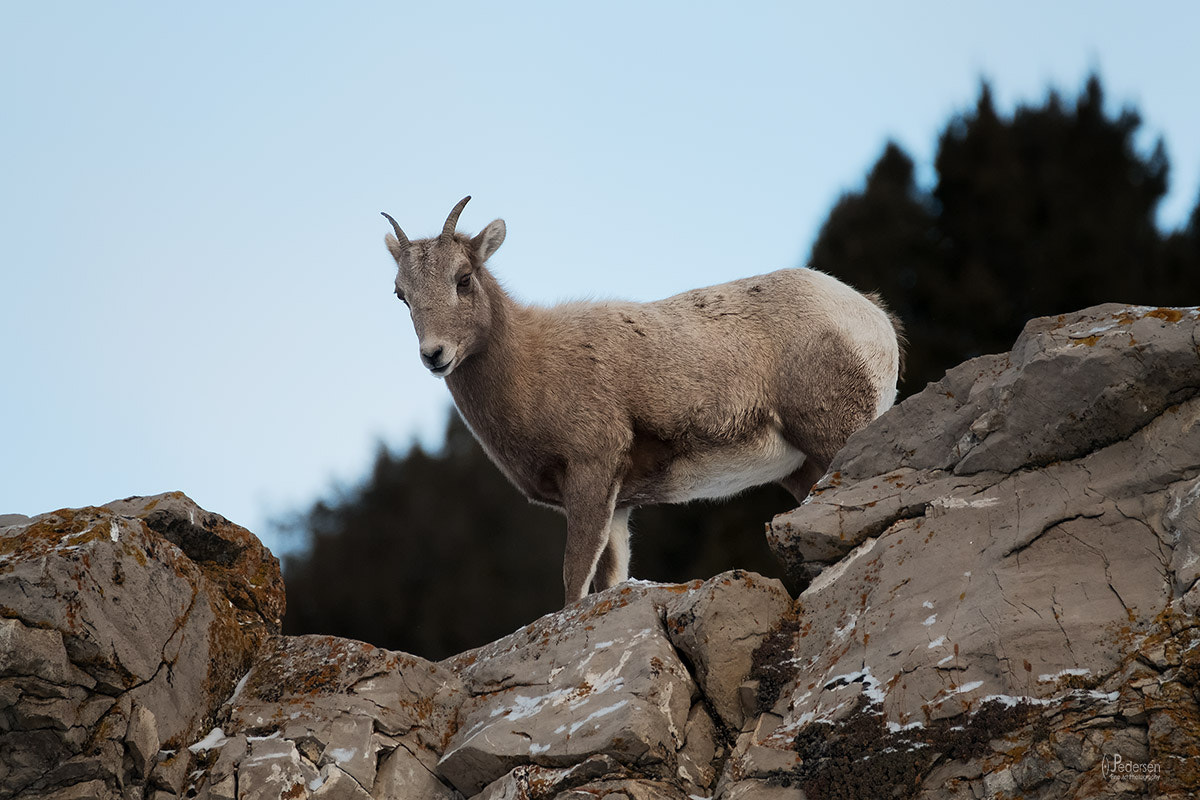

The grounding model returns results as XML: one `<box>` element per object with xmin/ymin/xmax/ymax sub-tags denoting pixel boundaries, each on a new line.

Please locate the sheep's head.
<box><xmin>382</xmin><ymin>196</ymin><xmax>506</xmax><ymax>378</ymax></box>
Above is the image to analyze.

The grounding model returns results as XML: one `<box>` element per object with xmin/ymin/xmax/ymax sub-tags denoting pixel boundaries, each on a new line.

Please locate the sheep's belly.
<box><xmin>663</xmin><ymin>431</ymin><xmax>806</xmax><ymax>502</ymax></box>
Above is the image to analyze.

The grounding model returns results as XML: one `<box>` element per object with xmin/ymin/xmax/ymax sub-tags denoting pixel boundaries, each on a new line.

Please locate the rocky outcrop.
<box><xmin>438</xmin><ymin>574</ymin><xmax>792</xmax><ymax>799</ymax></box>
<box><xmin>0</xmin><ymin>493</ymin><xmax>284</xmax><ymax>799</ymax></box>
<box><xmin>756</xmin><ymin>303</ymin><xmax>1200</xmax><ymax>798</ymax></box>
<box><xmin>1</xmin><ymin>491</ymin><xmax>794</xmax><ymax>800</ymax></box>
<box><xmin>4</xmin><ymin>303</ymin><xmax>1199</xmax><ymax>800</ymax></box>
<box><xmin>187</xmin><ymin>634</ymin><xmax>464</xmax><ymax>800</ymax></box>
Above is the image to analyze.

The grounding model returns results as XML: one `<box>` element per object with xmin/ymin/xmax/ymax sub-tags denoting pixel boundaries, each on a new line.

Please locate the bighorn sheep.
<box><xmin>382</xmin><ymin>197</ymin><xmax>902</xmax><ymax>604</ymax></box>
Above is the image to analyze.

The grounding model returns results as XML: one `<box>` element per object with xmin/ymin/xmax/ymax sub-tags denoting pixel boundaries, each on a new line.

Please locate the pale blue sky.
<box><xmin>3</xmin><ymin>3</ymin><xmax>1198</xmax><ymax>553</ymax></box>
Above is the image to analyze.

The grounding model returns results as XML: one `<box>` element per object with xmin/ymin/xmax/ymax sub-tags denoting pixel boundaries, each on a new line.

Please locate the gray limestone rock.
<box><xmin>374</xmin><ymin>744</ymin><xmax>463</xmax><ymax>800</ymax></box>
<box><xmin>0</xmin><ymin>492</ymin><xmax>284</xmax><ymax>800</ymax></box>
<box><xmin>715</xmin><ymin>782</ymin><xmax>805</xmax><ymax>800</ymax></box>
<box><xmin>236</xmin><ymin>737</ymin><xmax>320</xmax><ymax>800</ymax></box>
<box><xmin>675</xmin><ymin>702</ymin><xmax>720</xmax><ymax>792</ymax></box>
<box><xmin>312</xmin><ymin>765</ymin><xmax>374</xmax><ymax>800</ymax></box>
<box><xmin>474</xmin><ymin>755</ymin><xmax>627</xmax><ymax>800</ymax></box>
<box><xmin>437</xmin><ymin>572</ymin><xmax>784</xmax><ymax>799</ymax></box>
<box><xmin>185</xmin><ymin>634</ymin><xmax>463</xmax><ymax>800</ymax></box>
<box><xmin>125</xmin><ymin>704</ymin><xmax>160</xmax><ymax>779</ymax></box>
<box><xmin>755</xmin><ymin>304</ymin><xmax>1200</xmax><ymax>798</ymax></box>
<box><xmin>437</xmin><ymin>582</ymin><xmax>700</xmax><ymax>796</ymax></box>
<box><xmin>553</xmin><ymin>778</ymin><xmax>689</xmax><ymax>800</ymax></box>
<box><xmin>664</xmin><ymin>570</ymin><xmax>793</xmax><ymax>731</ymax></box>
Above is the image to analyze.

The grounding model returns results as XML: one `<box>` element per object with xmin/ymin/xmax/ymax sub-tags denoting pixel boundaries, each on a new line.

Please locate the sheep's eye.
<box><xmin>457</xmin><ymin>273</ymin><xmax>472</xmax><ymax>291</ymax></box>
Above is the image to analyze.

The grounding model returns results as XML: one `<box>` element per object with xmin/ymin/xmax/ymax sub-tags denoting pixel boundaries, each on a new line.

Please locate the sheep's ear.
<box><xmin>472</xmin><ymin>219</ymin><xmax>506</xmax><ymax>262</ymax></box>
<box><xmin>385</xmin><ymin>233</ymin><xmax>407</xmax><ymax>261</ymax></box>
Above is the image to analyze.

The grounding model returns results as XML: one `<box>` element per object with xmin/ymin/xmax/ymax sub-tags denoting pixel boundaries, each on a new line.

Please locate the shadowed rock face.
<box><xmin>4</xmin><ymin>303</ymin><xmax>1199</xmax><ymax>800</ymax></box>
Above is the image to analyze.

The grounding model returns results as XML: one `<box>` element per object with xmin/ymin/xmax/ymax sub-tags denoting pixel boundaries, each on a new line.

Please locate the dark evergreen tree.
<box><xmin>808</xmin><ymin>142</ymin><xmax>947</xmax><ymax>397</ymax></box>
<box><xmin>812</xmin><ymin>75</ymin><xmax>1197</xmax><ymax>396</ymax></box>
<box><xmin>282</xmin><ymin>415</ymin><xmax>564</xmax><ymax>659</ymax></box>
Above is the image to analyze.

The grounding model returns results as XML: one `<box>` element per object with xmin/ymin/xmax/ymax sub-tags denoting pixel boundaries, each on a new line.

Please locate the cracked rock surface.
<box><xmin>1</xmin><ymin>491</ymin><xmax>791</xmax><ymax>800</ymax></box>
<box><xmin>187</xmin><ymin>634</ymin><xmax>465</xmax><ymax>800</ymax></box>
<box><xmin>438</xmin><ymin>573</ymin><xmax>791</xmax><ymax>799</ymax></box>
<box><xmin>7</xmin><ymin>303</ymin><xmax>1200</xmax><ymax>800</ymax></box>
<box><xmin>181</xmin><ymin>572</ymin><xmax>790</xmax><ymax>800</ymax></box>
<box><xmin>174</xmin><ymin>570</ymin><xmax>791</xmax><ymax>800</ymax></box>
<box><xmin>755</xmin><ymin>303</ymin><xmax>1200</xmax><ymax>798</ymax></box>
<box><xmin>0</xmin><ymin>492</ymin><xmax>284</xmax><ymax>800</ymax></box>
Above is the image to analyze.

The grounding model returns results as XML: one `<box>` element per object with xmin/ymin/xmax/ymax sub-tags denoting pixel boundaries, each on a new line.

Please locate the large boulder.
<box><xmin>186</xmin><ymin>634</ymin><xmax>464</xmax><ymax>800</ymax></box>
<box><xmin>0</xmin><ymin>492</ymin><xmax>284</xmax><ymax>799</ymax></box>
<box><xmin>744</xmin><ymin>304</ymin><xmax>1200</xmax><ymax>799</ymax></box>
<box><xmin>439</xmin><ymin>573</ymin><xmax>793</xmax><ymax>799</ymax></box>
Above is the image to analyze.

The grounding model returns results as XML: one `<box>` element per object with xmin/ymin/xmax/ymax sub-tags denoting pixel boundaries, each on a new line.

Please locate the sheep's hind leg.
<box><xmin>592</xmin><ymin>507</ymin><xmax>632</xmax><ymax>593</ymax></box>
<box><xmin>779</xmin><ymin>458</ymin><xmax>827</xmax><ymax>504</ymax></box>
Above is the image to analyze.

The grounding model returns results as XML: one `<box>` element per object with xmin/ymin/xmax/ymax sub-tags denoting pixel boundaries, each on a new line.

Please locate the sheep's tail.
<box><xmin>865</xmin><ymin>292</ymin><xmax>907</xmax><ymax>382</ymax></box>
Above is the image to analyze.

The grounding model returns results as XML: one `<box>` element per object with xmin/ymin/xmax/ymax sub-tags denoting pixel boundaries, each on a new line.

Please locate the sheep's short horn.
<box><xmin>440</xmin><ymin>196</ymin><xmax>471</xmax><ymax>242</ymax></box>
<box><xmin>381</xmin><ymin>212</ymin><xmax>409</xmax><ymax>247</ymax></box>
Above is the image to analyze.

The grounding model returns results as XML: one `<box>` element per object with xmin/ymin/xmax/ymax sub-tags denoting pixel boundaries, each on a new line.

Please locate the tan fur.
<box><xmin>384</xmin><ymin>199</ymin><xmax>902</xmax><ymax>604</ymax></box>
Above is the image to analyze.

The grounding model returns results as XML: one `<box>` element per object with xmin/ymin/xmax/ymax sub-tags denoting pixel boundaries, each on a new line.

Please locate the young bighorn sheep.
<box><xmin>382</xmin><ymin>197</ymin><xmax>902</xmax><ymax>605</ymax></box>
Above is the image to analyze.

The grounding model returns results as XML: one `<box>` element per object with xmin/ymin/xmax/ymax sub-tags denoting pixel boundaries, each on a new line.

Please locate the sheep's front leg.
<box><xmin>562</xmin><ymin>472</ymin><xmax>619</xmax><ymax>604</ymax></box>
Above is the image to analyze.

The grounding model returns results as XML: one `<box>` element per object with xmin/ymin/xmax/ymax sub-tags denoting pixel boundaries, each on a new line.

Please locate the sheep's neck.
<box><xmin>445</xmin><ymin>285</ymin><xmax>535</xmax><ymax>442</ymax></box>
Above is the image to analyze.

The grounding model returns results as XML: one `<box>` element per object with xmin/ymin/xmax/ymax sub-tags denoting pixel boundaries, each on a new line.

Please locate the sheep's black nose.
<box><xmin>421</xmin><ymin>346</ymin><xmax>444</xmax><ymax>367</ymax></box>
